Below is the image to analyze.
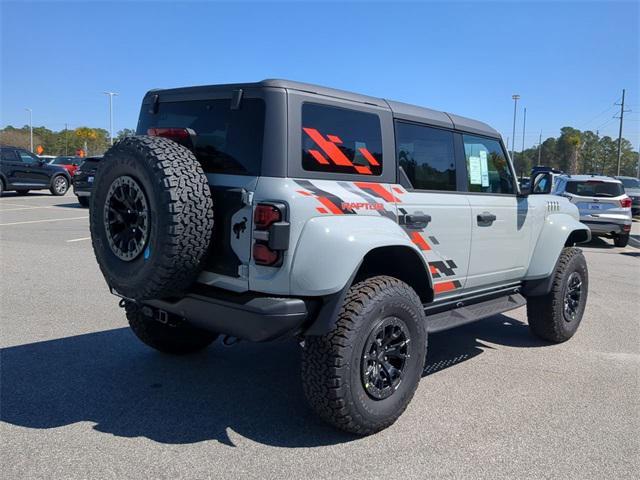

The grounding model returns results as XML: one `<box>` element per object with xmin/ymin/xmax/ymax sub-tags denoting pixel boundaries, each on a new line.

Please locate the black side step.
<box><xmin>426</xmin><ymin>293</ymin><xmax>526</xmax><ymax>333</ymax></box>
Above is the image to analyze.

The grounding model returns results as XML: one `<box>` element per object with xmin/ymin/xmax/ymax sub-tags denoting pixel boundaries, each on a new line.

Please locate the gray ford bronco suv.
<box><xmin>89</xmin><ymin>80</ymin><xmax>591</xmax><ymax>435</ymax></box>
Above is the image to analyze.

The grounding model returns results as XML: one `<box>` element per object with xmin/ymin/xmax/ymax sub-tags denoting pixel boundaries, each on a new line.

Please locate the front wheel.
<box><xmin>527</xmin><ymin>247</ymin><xmax>588</xmax><ymax>343</ymax></box>
<box><xmin>50</xmin><ymin>175</ymin><xmax>69</xmax><ymax>196</ymax></box>
<box><xmin>125</xmin><ymin>302</ymin><xmax>218</xmax><ymax>354</ymax></box>
<box><xmin>614</xmin><ymin>233</ymin><xmax>629</xmax><ymax>247</ymax></box>
<box><xmin>301</xmin><ymin>276</ymin><xmax>427</xmax><ymax>435</ymax></box>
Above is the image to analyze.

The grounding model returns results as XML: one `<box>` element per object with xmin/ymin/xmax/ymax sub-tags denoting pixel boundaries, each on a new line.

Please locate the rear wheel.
<box><xmin>614</xmin><ymin>233</ymin><xmax>629</xmax><ymax>247</ymax></box>
<box><xmin>50</xmin><ymin>175</ymin><xmax>69</xmax><ymax>196</ymax></box>
<box><xmin>16</xmin><ymin>189</ymin><xmax>30</xmax><ymax>195</ymax></box>
<box><xmin>527</xmin><ymin>247</ymin><xmax>588</xmax><ymax>343</ymax></box>
<box><xmin>301</xmin><ymin>276</ymin><xmax>427</xmax><ymax>435</ymax></box>
<box><xmin>125</xmin><ymin>302</ymin><xmax>217</xmax><ymax>354</ymax></box>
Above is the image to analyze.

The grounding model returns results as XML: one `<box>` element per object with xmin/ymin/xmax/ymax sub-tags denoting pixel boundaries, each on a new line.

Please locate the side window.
<box><xmin>463</xmin><ymin>135</ymin><xmax>515</xmax><ymax>194</ymax></box>
<box><xmin>18</xmin><ymin>151</ymin><xmax>39</xmax><ymax>164</ymax></box>
<box><xmin>395</xmin><ymin>122</ymin><xmax>456</xmax><ymax>191</ymax></box>
<box><xmin>0</xmin><ymin>148</ymin><xmax>18</xmax><ymax>162</ymax></box>
<box><xmin>301</xmin><ymin>103</ymin><xmax>383</xmax><ymax>176</ymax></box>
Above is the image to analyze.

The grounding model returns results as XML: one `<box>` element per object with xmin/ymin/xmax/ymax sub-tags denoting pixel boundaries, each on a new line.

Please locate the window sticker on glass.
<box><xmin>469</xmin><ymin>156</ymin><xmax>482</xmax><ymax>184</ymax></box>
<box><xmin>479</xmin><ymin>150</ymin><xmax>489</xmax><ymax>187</ymax></box>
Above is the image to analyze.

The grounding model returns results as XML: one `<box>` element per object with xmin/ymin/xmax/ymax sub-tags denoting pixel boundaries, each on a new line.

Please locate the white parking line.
<box><xmin>0</xmin><ymin>205</ymin><xmax>57</xmax><ymax>212</ymax></box>
<box><xmin>66</xmin><ymin>236</ymin><xmax>91</xmax><ymax>243</ymax></box>
<box><xmin>0</xmin><ymin>216</ymin><xmax>88</xmax><ymax>226</ymax></box>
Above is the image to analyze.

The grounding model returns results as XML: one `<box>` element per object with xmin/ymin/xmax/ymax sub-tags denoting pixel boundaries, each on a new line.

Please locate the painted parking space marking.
<box><xmin>66</xmin><ymin>237</ymin><xmax>91</xmax><ymax>243</ymax></box>
<box><xmin>0</xmin><ymin>216</ymin><xmax>88</xmax><ymax>226</ymax></box>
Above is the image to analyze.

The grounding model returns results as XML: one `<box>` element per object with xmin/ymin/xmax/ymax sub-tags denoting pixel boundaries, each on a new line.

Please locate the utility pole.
<box><xmin>103</xmin><ymin>91</ymin><xmax>119</xmax><ymax>145</ymax></box>
<box><xmin>511</xmin><ymin>95</ymin><xmax>520</xmax><ymax>162</ymax></box>
<box><xmin>615</xmin><ymin>89</ymin><xmax>629</xmax><ymax>176</ymax></box>
<box><xmin>537</xmin><ymin>132</ymin><xmax>542</xmax><ymax>166</ymax></box>
<box><xmin>25</xmin><ymin>108</ymin><xmax>33</xmax><ymax>152</ymax></box>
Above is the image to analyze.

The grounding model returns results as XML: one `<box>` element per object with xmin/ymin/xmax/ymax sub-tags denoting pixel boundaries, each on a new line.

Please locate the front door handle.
<box><xmin>404</xmin><ymin>214</ymin><xmax>432</xmax><ymax>229</ymax></box>
<box><xmin>477</xmin><ymin>212</ymin><xmax>497</xmax><ymax>226</ymax></box>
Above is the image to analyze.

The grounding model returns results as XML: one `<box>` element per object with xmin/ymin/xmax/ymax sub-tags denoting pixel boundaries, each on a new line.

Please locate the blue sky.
<box><xmin>1</xmin><ymin>1</ymin><xmax>638</xmax><ymax>149</ymax></box>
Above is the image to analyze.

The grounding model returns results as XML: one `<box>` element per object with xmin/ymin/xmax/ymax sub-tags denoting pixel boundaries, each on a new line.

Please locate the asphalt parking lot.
<box><xmin>1</xmin><ymin>192</ymin><xmax>638</xmax><ymax>480</ymax></box>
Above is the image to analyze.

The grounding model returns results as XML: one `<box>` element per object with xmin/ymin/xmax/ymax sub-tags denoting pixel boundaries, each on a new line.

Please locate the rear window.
<box><xmin>620</xmin><ymin>178</ymin><xmax>640</xmax><ymax>189</ymax></box>
<box><xmin>301</xmin><ymin>103</ymin><xmax>383</xmax><ymax>176</ymax></box>
<box><xmin>565</xmin><ymin>180</ymin><xmax>624</xmax><ymax>197</ymax></box>
<box><xmin>137</xmin><ymin>98</ymin><xmax>265</xmax><ymax>176</ymax></box>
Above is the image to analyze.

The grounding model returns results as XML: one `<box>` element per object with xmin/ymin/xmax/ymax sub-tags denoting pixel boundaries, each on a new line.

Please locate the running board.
<box><xmin>426</xmin><ymin>293</ymin><xmax>526</xmax><ymax>333</ymax></box>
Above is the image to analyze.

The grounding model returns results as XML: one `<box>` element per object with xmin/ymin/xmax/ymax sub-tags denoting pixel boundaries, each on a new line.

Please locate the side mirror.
<box><xmin>530</xmin><ymin>172</ymin><xmax>553</xmax><ymax>194</ymax></box>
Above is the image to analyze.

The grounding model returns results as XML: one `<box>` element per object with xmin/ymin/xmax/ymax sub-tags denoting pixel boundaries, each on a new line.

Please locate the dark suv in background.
<box><xmin>0</xmin><ymin>145</ymin><xmax>71</xmax><ymax>196</ymax></box>
<box><xmin>73</xmin><ymin>155</ymin><xmax>102</xmax><ymax>206</ymax></box>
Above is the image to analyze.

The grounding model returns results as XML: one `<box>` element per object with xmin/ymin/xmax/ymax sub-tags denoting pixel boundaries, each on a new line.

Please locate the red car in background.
<box><xmin>50</xmin><ymin>156</ymin><xmax>84</xmax><ymax>177</ymax></box>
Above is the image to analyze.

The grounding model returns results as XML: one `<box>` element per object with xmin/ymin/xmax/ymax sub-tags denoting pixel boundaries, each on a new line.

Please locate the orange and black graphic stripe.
<box><xmin>428</xmin><ymin>260</ymin><xmax>457</xmax><ymax>279</ymax></box>
<box><xmin>433</xmin><ymin>280</ymin><xmax>462</xmax><ymax>294</ymax></box>
<box><xmin>294</xmin><ymin>179</ymin><xmax>356</xmax><ymax>215</ymax></box>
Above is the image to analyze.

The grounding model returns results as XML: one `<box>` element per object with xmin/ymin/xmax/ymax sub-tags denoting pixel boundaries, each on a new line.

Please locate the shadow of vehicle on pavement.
<box><xmin>1</xmin><ymin>314</ymin><xmax>544</xmax><ymax>447</ymax></box>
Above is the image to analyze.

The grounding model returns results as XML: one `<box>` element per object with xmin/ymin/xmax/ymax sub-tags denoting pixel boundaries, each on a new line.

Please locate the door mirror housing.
<box><xmin>530</xmin><ymin>172</ymin><xmax>553</xmax><ymax>194</ymax></box>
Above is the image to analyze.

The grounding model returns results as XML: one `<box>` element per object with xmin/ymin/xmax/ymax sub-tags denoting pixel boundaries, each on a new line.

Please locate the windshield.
<box><xmin>565</xmin><ymin>180</ymin><xmax>624</xmax><ymax>197</ymax></box>
<box><xmin>137</xmin><ymin>98</ymin><xmax>265</xmax><ymax>176</ymax></box>
<box><xmin>620</xmin><ymin>178</ymin><xmax>640</xmax><ymax>189</ymax></box>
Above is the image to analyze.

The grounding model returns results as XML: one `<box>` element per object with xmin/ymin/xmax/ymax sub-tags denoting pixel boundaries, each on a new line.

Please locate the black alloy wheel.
<box><xmin>103</xmin><ymin>175</ymin><xmax>150</xmax><ymax>261</ymax></box>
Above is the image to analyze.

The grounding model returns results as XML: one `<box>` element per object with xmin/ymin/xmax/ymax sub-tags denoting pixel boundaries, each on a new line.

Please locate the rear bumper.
<box><xmin>144</xmin><ymin>291</ymin><xmax>310</xmax><ymax>342</ymax></box>
<box><xmin>582</xmin><ymin>220</ymin><xmax>631</xmax><ymax>235</ymax></box>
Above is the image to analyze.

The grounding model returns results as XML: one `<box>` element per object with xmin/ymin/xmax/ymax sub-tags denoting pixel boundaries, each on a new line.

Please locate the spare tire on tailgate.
<box><xmin>90</xmin><ymin>135</ymin><xmax>213</xmax><ymax>301</ymax></box>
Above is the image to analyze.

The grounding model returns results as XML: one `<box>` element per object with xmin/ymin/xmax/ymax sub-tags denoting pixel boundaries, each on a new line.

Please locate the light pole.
<box><xmin>103</xmin><ymin>92</ymin><xmax>119</xmax><ymax>145</ymax></box>
<box><xmin>25</xmin><ymin>108</ymin><xmax>33</xmax><ymax>152</ymax></box>
<box><xmin>511</xmin><ymin>95</ymin><xmax>520</xmax><ymax>163</ymax></box>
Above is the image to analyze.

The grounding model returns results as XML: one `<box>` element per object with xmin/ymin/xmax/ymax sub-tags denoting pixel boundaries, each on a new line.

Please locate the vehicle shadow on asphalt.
<box><xmin>1</xmin><ymin>314</ymin><xmax>544</xmax><ymax>447</ymax></box>
<box><xmin>582</xmin><ymin>237</ymin><xmax>616</xmax><ymax>249</ymax></box>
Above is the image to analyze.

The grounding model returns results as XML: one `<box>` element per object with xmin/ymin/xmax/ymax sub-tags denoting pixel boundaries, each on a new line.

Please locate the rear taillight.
<box><xmin>620</xmin><ymin>197</ymin><xmax>632</xmax><ymax>208</ymax></box>
<box><xmin>254</xmin><ymin>204</ymin><xmax>282</xmax><ymax>229</ymax></box>
<box><xmin>252</xmin><ymin>203</ymin><xmax>289</xmax><ymax>267</ymax></box>
<box><xmin>147</xmin><ymin>127</ymin><xmax>191</xmax><ymax>139</ymax></box>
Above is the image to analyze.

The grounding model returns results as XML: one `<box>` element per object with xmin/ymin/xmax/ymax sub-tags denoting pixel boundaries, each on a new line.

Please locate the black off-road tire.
<box><xmin>77</xmin><ymin>196</ymin><xmax>90</xmax><ymax>207</ymax></box>
<box><xmin>125</xmin><ymin>302</ymin><xmax>217</xmax><ymax>354</ymax></box>
<box><xmin>50</xmin><ymin>175</ymin><xmax>69</xmax><ymax>196</ymax></box>
<box><xmin>527</xmin><ymin>247</ymin><xmax>588</xmax><ymax>343</ymax></box>
<box><xmin>301</xmin><ymin>276</ymin><xmax>427</xmax><ymax>435</ymax></box>
<box><xmin>614</xmin><ymin>233</ymin><xmax>629</xmax><ymax>247</ymax></box>
<box><xmin>90</xmin><ymin>136</ymin><xmax>213</xmax><ymax>301</ymax></box>
<box><xmin>16</xmin><ymin>189</ymin><xmax>30</xmax><ymax>195</ymax></box>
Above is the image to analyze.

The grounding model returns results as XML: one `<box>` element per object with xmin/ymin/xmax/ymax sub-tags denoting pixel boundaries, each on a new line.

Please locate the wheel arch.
<box><xmin>303</xmin><ymin>244</ymin><xmax>434</xmax><ymax>336</ymax></box>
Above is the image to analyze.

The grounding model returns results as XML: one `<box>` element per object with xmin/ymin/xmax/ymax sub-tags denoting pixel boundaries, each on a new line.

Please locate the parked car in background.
<box><xmin>50</xmin><ymin>156</ymin><xmax>83</xmax><ymax>177</ymax></box>
<box><xmin>73</xmin><ymin>156</ymin><xmax>102</xmax><ymax>207</ymax></box>
<box><xmin>548</xmin><ymin>174</ymin><xmax>632</xmax><ymax>247</ymax></box>
<box><xmin>0</xmin><ymin>144</ymin><xmax>72</xmax><ymax>196</ymax></box>
<box><xmin>615</xmin><ymin>176</ymin><xmax>640</xmax><ymax>216</ymax></box>
<box><xmin>38</xmin><ymin>155</ymin><xmax>57</xmax><ymax>163</ymax></box>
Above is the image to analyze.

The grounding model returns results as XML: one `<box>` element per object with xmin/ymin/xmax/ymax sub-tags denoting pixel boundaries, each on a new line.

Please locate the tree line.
<box><xmin>512</xmin><ymin>127</ymin><xmax>639</xmax><ymax>178</ymax></box>
<box><xmin>0</xmin><ymin>125</ymin><xmax>136</xmax><ymax>157</ymax></box>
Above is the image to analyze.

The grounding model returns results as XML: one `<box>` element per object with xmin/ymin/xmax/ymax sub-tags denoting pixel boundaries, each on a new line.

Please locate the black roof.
<box><xmin>143</xmin><ymin>79</ymin><xmax>500</xmax><ymax>139</ymax></box>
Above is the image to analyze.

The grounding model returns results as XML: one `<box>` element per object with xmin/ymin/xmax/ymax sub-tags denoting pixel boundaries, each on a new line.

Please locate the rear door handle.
<box><xmin>403</xmin><ymin>214</ymin><xmax>431</xmax><ymax>229</ymax></box>
<box><xmin>477</xmin><ymin>212</ymin><xmax>497</xmax><ymax>226</ymax></box>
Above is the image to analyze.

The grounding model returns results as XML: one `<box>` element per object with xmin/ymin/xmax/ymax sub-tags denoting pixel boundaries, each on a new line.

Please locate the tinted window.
<box><xmin>463</xmin><ymin>135</ymin><xmax>515</xmax><ymax>194</ymax></box>
<box><xmin>565</xmin><ymin>180</ymin><xmax>624</xmax><ymax>197</ymax></box>
<box><xmin>620</xmin><ymin>178</ymin><xmax>640</xmax><ymax>189</ymax></box>
<box><xmin>0</xmin><ymin>148</ymin><xmax>18</xmax><ymax>162</ymax></box>
<box><xmin>302</xmin><ymin>103</ymin><xmax>382</xmax><ymax>176</ymax></box>
<box><xmin>137</xmin><ymin>98</ymin><xmax>265</xmax><ymax>176</ymax></box>
<box><xmin>18</xmin><ymin>151</ymin><xmax>38</xmax><ymax>164</ymax></box>
<box><xmin>396</xmin><ymin>122</ymin><xmax>456</xmax><ymax>191</ymax></box>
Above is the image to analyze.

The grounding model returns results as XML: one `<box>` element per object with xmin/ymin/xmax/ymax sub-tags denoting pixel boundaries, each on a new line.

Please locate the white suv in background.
<box><xmin>553</xmin><ymin>175</ymin><xmax>632</xmax><ymax>247</ymax></box>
